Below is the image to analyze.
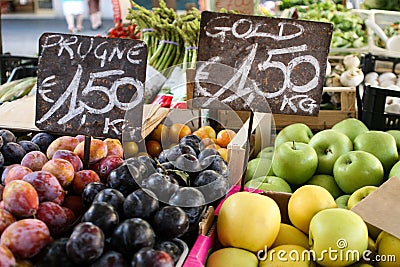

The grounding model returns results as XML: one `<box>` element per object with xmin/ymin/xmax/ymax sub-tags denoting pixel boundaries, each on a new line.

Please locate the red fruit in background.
<box><xmin>0</xmin><ymin>219</ymin><xmax>51</xmax><ymax>259</ymax></box>
<box><xmin>72</xmin><ymin>170</ymin><xmax>100</xmax><ymax>195</ymax></box>
<box><xmin>3</xmin><ymin>180</ymin><xmax>39</xmax><ymax>218</ymax></box>
<box><xmin>36</xmin><ymin>202</ymin><xmax>69</xmax><ymax>237</ymax></box>
<box><xmin>74</xmin><ymin>139</ymin><xmax>108</xmax><ymax>164</ymax></box>
<box><xmin>63</xmin><ymin>195</ymin><xmax>85</xmax><ymax>218</ymax></box>
<box><xmin>0</xmin><ymin>208</ymin><xmax>16</xmax><ymax>235</ymax></box>
<box><xmin>22</xmin><ymin>171</ymin><xmax>63</xmax><ymax>203</ymax></box>
<box><xmin>91</xmin><ymin>156</ymin><xmax>124</xmax><ymax>183</ymax></box>
<box><xmin>0</xmin><ymin>244</ymin><xmax>16</xmax><ymax>267</ymax></box>
<box><xmin>20</xmin><ymin>151</ymin><xmax>48</xmax><ymax>171</ymax></box>
<box><xmin>104</xmin><ymin>138</ymin><xmax>123</xmax><ymax>158</ymax></box>
<box><xmin>46</xmin><ymin>136</ymin><xmax>80</xmax><ymax>159</ymax></box>
<box><xmin>52</xmin><ymin>149</ymin><xmax>83</xmax><ymax>172</ymax></box>
<box><xmin>3</xmin><ymin>165</ymin><xmax>32</xmax><ymax>185</ymax></box>
<box><xmin>42</xmin><ymin>158</ymin><xmax>75</xmax><ymax>187</ymax></box>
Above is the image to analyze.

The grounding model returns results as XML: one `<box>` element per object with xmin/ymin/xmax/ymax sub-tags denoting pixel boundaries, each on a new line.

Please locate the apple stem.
<box><xmin>292</xmin><ymin>141</ymin><xmax>296</xmax><ymax>150</ymax></box>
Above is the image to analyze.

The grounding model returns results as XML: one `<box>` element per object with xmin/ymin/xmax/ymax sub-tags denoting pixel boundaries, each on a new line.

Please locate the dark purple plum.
<box><xmin>66</xmin><ymin>222</ymin><xmax>105</xmax><ymax>264</ymax></box>
<box><xmin>0</xmin><ymin>129</ymin><xmax>16</xmax><ymax>145</ymax></box>
<box><xmin>35</xmin><ymin>237</ymin><xmax>76</xmax><ymax>267</ymax></box>
<box><xmin>179</xmin><ymin>134</ymin><xmax>204</xmax><ymax>155</ymax></box>
<box><xmin>31</xmin><ymin>132</ymin><xmax>55</xmax><ymax>153</ymax></box>
<box><xmin>93</xmin><ymin>188</ymin><xmax>125</xmax><ymax>215</ymax></box>
<box><xmin>152</xmin><ymin>206</ymin><xmax>189</xmax><ymax>240</ymax></box>
<box><xmin>154</xmin><ymin>240</ymin><xmax>182</xmax><ymax>264</ymax></box>
<box><xmin>123</xmin><ymin>189</ymin><xmax>159</xmax><ymax>220</ymax></box>
<box><xmin>107</xmin><ymin>164</ymin><xmax>141</xmax><ymax>197</ymax></box>
<box><xmin>1</xmin><ymin>142</ymin><xmax>26</xmax><ymax>164</ymax></box>
<box><xmin>194</xmin><ymin>170</ymin><xmax>229</xmax><ymax>206</ymax></box>
<box><xmin>141</xmin><ymin>172</ymin><xmax>179</xmax><ymax>203</ymax></box>
<box><xmin>82</xmin><ymin>202</ymin><xmax>119</xmax><ymax>236</ymax></box>
<box><xmin>110</xmin><ymin>218</ymin><xmax>155</xmax><ymax>255</ymax></box>
<box><xmin>82</xmin><ymin>182</ymin><xmax>108</xmax><ymax>208</ymax></box>
<box><xmin>131</xmin><ymin>247</ymin><xmax>174</xmax><ymax>267</ymax></box>
<box><xmin>18</xmin><ymin>140</ymin><xmax>40</xmax><ymax>153</ymax></box>
<box><xmin>174</xmin><ymin>154</ymin><xmax>202</xmax><ymax>174</ymax></box>
<box><xmin>205</xmin><ymin>155</ymin><xmax>230</xmax><ymax>178</ymax></box>
<box><xmin>169</xmin><ymin>187</ymin><xmax>205</xmax><ymax>207</ymax></box>
<box><xmin>198</xmin><ymin>148</ymin><xmax>219</xmax><ymax>161</ymax></box>
<box><xmin>90</xmin><ymin>250</ymin><xmax>128</xmax><ymax>267</ymax></box>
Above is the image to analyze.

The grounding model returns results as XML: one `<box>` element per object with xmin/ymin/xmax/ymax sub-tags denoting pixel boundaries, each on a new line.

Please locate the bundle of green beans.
<box><xmin>127</xmin><ymin>0</ymin><xmax>201</xmax><ymax>72</ymax></box>
<box><xmin>176</xmin><ymin>8</ymin><xmax>201</xmax><ymax>70</ymax></box>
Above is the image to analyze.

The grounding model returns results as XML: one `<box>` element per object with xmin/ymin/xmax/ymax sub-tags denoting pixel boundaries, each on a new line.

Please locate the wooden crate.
<box><xmin>273</xmin><ymin>86</ymin><xmax>358</xmax><ymax>131</ymax></box>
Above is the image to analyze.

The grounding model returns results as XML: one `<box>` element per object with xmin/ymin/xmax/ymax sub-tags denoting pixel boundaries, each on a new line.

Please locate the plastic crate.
<box><xmin>0</xmin><ymin>54</ymin><xmax>38</xmax><ymax>84</ymax></box>
<box><xmin>358</xmin><ymin>53</ymin><xmax>400</xmax><ymax>130</ymax></box>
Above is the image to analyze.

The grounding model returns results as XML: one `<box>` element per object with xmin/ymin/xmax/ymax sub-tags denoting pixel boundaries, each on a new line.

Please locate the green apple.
<box><xmin>354</xmin><ymin>131</ymin><xmax>399</xmax><ymax>175</ymax></box>
<box><xmin>388</xmin><ymin>160</ymin><xmax>400</xmax><ymax>179</ymax></box>
<box><xmin>207</xmin><ymin>247</ymin><xmax>258</xmax><ymax>267</ymax></box>
<box><xmin>333</xmin><ymin>151</ymin><xmax>384</xmax><ymax>194</ymax></box>
<box><xmin>335</xmin><ymin>194</ymin><xmax>350</xmax><ymax>209</ymax></box>
<box><xmin>245</xmin><ymin>176</ymin><xmax>292</xmax><ymax>193</ymax></box>
<box><xmin>244</xmin><ymin>158</ymin><xmax>274</xmax><ymax>183</ymax></box>
<box><xmin>309</xmin><ymin>208</ymin><xmax>369</xmax><ymax>266</ymax></box>
<box><xmin>257</xmin><ymin>146</ymin><xmax>274</xmax><ymax>160</ymax></box>
<box><xmin>272</xmin><ymin>141</ymin><xmax>318</xmax><ymax>185</ymax></box>
<box><xmin>274</xmin><ymin>123</ymin><xmax>313</xmax><ymax>148</ymax></box>
<box><xmin>308</xmin><ymin>129</ymin><xmax>353</xmax><ymax>175</ymax></box>
<box><xmin>347</xmin><ymin>185</ymin><xmax>378</xmax><ymax>210</ymax></box>
<box><xmin>375</xmin><ymin>231</ymin><xmax>400</xmax><ymax>267</ymax></box>
<box><xmin>306</xmin><ymin>174</ymin><xmax>343</xmax><ymax>198</ymax></box>
<box><xmin>331</xmin><ymin>118</ymin><xmax>369</xmax><ymax>142</ymax></box>
<box><xmin>387</xmin><ymin>129</ymin><xmax>400</xmax><ymax>153</ymax></box>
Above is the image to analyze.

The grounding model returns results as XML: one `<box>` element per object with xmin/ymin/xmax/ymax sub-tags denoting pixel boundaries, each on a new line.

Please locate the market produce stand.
<box><xmin>1</xmin><ymin>1</ymin><xmax>400</xmax><ymax>266</ymax></box>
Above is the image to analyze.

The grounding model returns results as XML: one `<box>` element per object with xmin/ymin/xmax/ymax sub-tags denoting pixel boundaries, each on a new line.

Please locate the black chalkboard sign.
<box><xmin>35</xmin><ymin>33</ymin><xmax>147</xmax><ymax>138</ymax></box>
<box><xmin>193</xmin><ymin>11</ymin><xmax>334</xmax><ymax>116</ymax></box>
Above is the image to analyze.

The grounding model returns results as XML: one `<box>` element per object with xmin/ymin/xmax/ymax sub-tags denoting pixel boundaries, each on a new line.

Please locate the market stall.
<box><xmin>0</xmin><ymin>0</ymin><xmax>400</xmax><ymax>266</ymax></box>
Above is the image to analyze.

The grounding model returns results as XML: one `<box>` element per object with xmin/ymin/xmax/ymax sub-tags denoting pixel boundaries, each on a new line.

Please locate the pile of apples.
<box><xmin>206</xmin><ymin>184</ymin><xmax>385</xmax><ymax>267</ymax></box>
<box><xmin>234</xmin><ymin>117</ymin><xmax>400</xmax><ymax>266</ymax></box>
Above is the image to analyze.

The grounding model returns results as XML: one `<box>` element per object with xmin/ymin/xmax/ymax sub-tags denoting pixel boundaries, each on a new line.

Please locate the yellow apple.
<box><xmin>217</xmin><ymin>192</ymin><xmax>281</xmax><ymax>253</ymax></box>
<box><xmin>259</xmin><ymin>244</ymin><xmax>312</xmax><ymax>267</ymax></box>
<box><xmin>375</xmin><ymin>231</ymin><xmax>400</xmax><ymax>267</ymax></box>
<box><xmin>271</xmin><ymin>223</ymin><xmax>310</xmax><ymax>249</ymax></box>
<box><xmin>288</xmin><ymin>185</ymin><xmax>337</xmax><ymax>234</ymax></box>
<box><xmin>206</xmin><ymin>247</ymin><xmax>258</xmax><ymax>267</ymax></box>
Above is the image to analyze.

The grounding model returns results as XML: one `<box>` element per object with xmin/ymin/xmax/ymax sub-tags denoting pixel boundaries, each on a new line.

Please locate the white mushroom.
<box><xmin>343</xmin><ymin>54</ymin><xmax>361</xmax><ymax>69</ymax></box>
<box><xmin>378</xmin><ymin>72</ymin><xmax>397</xmax><ymax>84</ymax></box>
<box><xmin>364</xmin><ymin>72</ymin><xmax>379</xmax><ymax>83</ymax></box>
<box><xmin>340</xmin><ymin>68</ymin><xmax>364</xmax><ymax>87</ymax></box>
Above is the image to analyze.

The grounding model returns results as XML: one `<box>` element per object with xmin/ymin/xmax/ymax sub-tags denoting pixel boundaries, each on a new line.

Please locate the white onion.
<box><xmin>340</xmin><ymin>68</ymin><xmax>364</xmax><ymax>87</ymax></box>
<box><xmin>343</xmin><ymin>54</ymin><xmax>361</xmax><ymax>69</ymax></box>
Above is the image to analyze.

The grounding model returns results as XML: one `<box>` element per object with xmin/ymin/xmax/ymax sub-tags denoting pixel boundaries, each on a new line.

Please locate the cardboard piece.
<box><xmin>0</xmin><ymin>95</ymin><xmax>39</xmax><ymax>131</ymax></box>
<box><xmin>351</xmin><ymin>177</ymin><xmax>400</xmax><ymax>239</ymax></box>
